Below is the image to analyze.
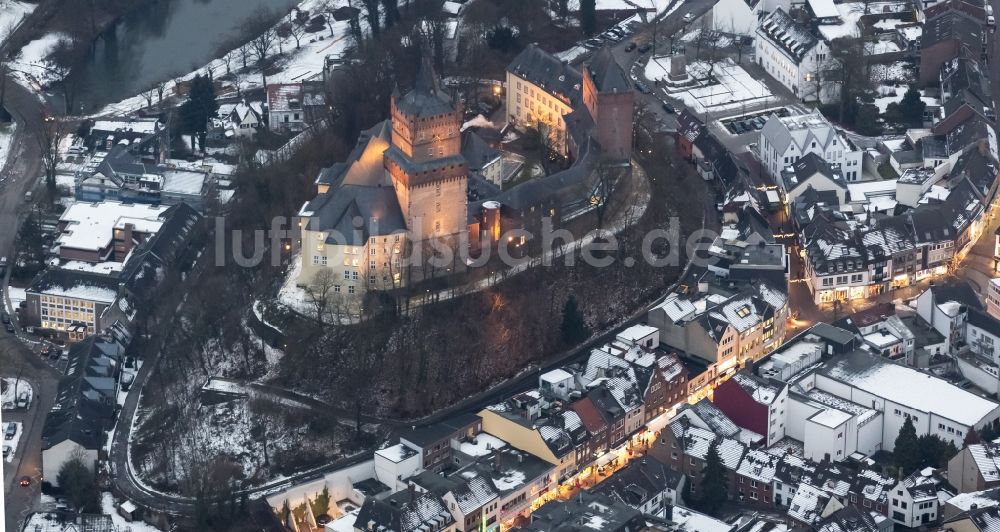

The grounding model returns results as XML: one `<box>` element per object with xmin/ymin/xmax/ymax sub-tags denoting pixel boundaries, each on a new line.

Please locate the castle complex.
<box><xmin>297</xmin><ymin>48</ymin><xmax>634</xmax><ymax>304</ymax></box>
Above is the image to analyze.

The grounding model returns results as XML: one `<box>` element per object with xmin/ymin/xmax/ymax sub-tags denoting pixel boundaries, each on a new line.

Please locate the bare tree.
<box><xmin>303</xmin><ymin>268</ymin><xmax>341</xmax><ymax>325</ymax></box>
<box><xmin>593</xmin><ymin>158</ymin><xmax>623</xmax><ymax>229</ymax></box>
<box><xmin>284</xmin><ymin>13</ymin><xmax>307</xmax><ymax>49</ymax></box>
<box><xmin>38</xmin><ymin>117</ymin><xmax>68</xmax><ymax>202</ymax></box>
<box><xmin>243</xmin><ymin>11</ymin><xmax>278</xmax><ymax>87</ymax></box>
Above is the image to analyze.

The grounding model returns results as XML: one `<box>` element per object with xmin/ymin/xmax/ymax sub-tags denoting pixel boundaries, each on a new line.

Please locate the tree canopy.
<box><xmin>179</xmin><ymin>74</ymin><xmax>218</xmax><ymax>151</ymax></box>
<box><xmin>699</xmin><ymin>440</ymin><xmax>729</xmax><ymax>515</ymax></box>
<box><xmin>560</xmin><ymin>295</ymin><xmax>588</xmax><ymax>345</ymax></box>
<box><xmin>57</xmin><ymin>453</ymin><xmax>100</xmax><ymax>513</ymax></box>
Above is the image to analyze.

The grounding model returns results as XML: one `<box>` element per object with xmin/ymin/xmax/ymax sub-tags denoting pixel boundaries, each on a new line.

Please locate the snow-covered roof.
<box><xmin>820</xmin><ymin>353</ymin><xmax>1000</xmax><ymax>426</ymax></box>
<box><xmin>808</xmin><ymin>0</ymin><xmax>840</xmax><ymax>18</ymax></box>
<box><xmin>968</xmin><ymin>443</ymin><xmax>1000</xmax><ymax>482</ymax></box>
<box><xmin>375</xmin><ymin>442</ymin><xmax>418</xmax><ymax>463</ymax></box>
<box><xmin>736</xmin><ymin>449</ymin><xmax>780</xmax><ymax>482</ymax></box>
<box><xmin>57</xmin><ymin>201</ymin><xmax>168</xmax><ymax>252</ymax></box>
<box><xmin>863</xmin><ymin>331</ymin><xmax>900</xmax><ymax>348</ymax></box>
<box><xmin>540</xmin><ymin>368</ymin><xmax>573</xmax><ymax>384</ymax></box>
<box><xmin>809</xmin><ymin>407</ymin><xmax>852</xmax><ymax>428</ymax></box>
<box><xmin>670</xmin><ymin>506</ymin><xmax>733</xmax><ymax>532</ymax></box>
<box><xmin>617</xmin><ymin>324</ymin><xmax>658</xmax><ymax>343</ymax></box>
<box><xmin>92</xmin><ymin>118</ymin><xmax>159</xmax><ymax>135</ymax></box>
<box><xmin>458</xmin><ymin>433</ymin><xmax>507</xmax><ymax>457</ymax></box>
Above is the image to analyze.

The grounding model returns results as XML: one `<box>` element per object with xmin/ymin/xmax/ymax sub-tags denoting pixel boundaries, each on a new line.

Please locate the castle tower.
<box><xmin>385</xmin><ymin>57</ymin><xmax>468</xmax><ymax>242</ymax></box>
<box><xmin>582</xmin><ymin>48</ymin><xmax>635</xmax><ymax>162</ymax></box>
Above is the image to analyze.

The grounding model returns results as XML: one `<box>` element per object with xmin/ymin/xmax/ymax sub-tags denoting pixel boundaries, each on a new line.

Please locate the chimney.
<box><xmin>409</xmin><ymin>483</ymin><xmax>416</xmax><ymax>504</ymax></box>
<box><xmin>494</xmin><ymin>451</ymin><xmax>502</xmax><ymax>472</ymax></box>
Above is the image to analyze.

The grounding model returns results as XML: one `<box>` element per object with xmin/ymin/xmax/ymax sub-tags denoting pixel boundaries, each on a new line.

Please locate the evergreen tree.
<box><xmin>57</xmin><ymin>453</ymin><xmax>100</xmax><ymax>513</ymax></box>
<box><xmin>895</xmin><ymin>86</ymin><xmax>926</xmax><ymax>128</ymax></box>
<box><xmin>581</xmin><ymin>0</ymin><xmax>597</xmax><ymax>36</ymax></box>
<box><xmin>966</xmin><ymin>427</ymin><xmax>983</xmax><ymax>446</ymax></box>
<box><xmin>311</xmin><ymin>485</ymin><xmax>331</xmax><ymax>517</ymax></box>
<box><xmin>179</xmin><ymin>74</ymin><xmax>218</xmax><ymax>151</ymax></box>
<box><xmin>560</xmin><ymin>295</ymin><xmax>588</xmax><ymax>345</ymax></box>
<box><xmin>699</xmin><ymin>440</ymin><xmax>729</xmax><ymax>516</ymax></box>
<box><xmin>854</xmin><ymin>103</ymin><xmax>882</xmax><ymax>136</ymax></box>
<box><xmin>894</xmin><ymin>416</ymin><xmax>921</xmax><ymax>474</ymax></box>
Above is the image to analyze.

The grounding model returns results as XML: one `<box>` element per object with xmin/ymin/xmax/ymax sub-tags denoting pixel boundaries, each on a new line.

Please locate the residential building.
<box><xmin>41</xmin><ymin>337</ymin><xmax>122</xmax><ymax>486</ymax></box>
<box><xmin>398</xmin><ymin>414</ymin><xmax>483</xmax><ymax>473</ymax></box>
<box><xmin>758</xmin><ymin>111</ymin><xmax>863</xmax><ymax>183</ymax></box>
<box><xmin>942</xmin><ymin>504</ymin><xmax>1000</xmax><ymax>531</ymax></box>
<box><xmin>592</xmin><ymin>455</ymin><xmax>685</xmax><ymax>515</ymax></box>
<box><xmin>755</xmin><ymin>9</ymin><xmax>835</xmax><ymax>103</ymax></box>
<box><xmin>987</xmin><ymin>278</ymin><xmax>1000</xmax><ymax>320</ymax></box>
<box><xmin>514</xmin><ymin>492</ymin><xmax>644</xmax><ymax>531</ymax></box>
<box><xmin>712</xmin><ymin>372</ymin><xmax>789</xmax><ymax>446</ymax></box>
<box><xmin>779</xmin><ymin>152</ymin><xmax>848</xmax><ymax>205</ymax></box>
<box><xmin>947</xmin><ymin>440</ymin><xmax>1000</xmax><ymax>493</ymax></box>
<box><xmin>888</xmin><ymin>468</ymin><xmax>944</xmax><ymax>527</ymax></box>
<box><xmin>649</xmin><ymin>416</ymin><xmax>746</xmax><ymax>500</ymax></box>
<box><xmin>647</xmin><ymin>282</ymin><xmax>789</xmax><ymax>368</ymax></box>
<box><xmin>919</xmin><ymin>8</ymin><xmax>986</xmax><ymax>85</ymax></box>
<box><xmin>55</xmin><ymin>201</ymin><xmax>170</xmax><ymax>264</ymax></box>
<box><xmin>353</xmin><ymin>488</ymin><xmax>456</xmax><ymax>531</ymax></box>
<box><xmin>266</xmin><ymin>80</ymin><xmax>325</xmax><ymax>132</ymax></box>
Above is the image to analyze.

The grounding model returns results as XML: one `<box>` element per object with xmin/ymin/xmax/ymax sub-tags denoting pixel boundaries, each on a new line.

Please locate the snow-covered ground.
<box><xmin>97</xmin><ymin>0</ymin><xmax>356</xmax><ymax>116</ymax></box>
<box><xmin>7</xmin><ymin>286</ymin><xmax>26</xmax><ymax>307</ymax></box>
<box><xmin>11</xmin><ymin>32</ymin><xmax>70</xmax><ymax>85</ymax></box>
<box><xmin>0</xmin><ymin>0</ymin><xmax>34</xmax><ymax>43</ymax></box>
<box><xmin>101</xmin><ymin>493</ymin><xmax>162</xmax><ymax>532</ymax></box>
<box><xmin>649</xmin><ymin>59</ymin><xmax>775</xmax><ymax>115</ymax></box>
<box><xmin>4</xmin><ymin>421</ymin><xmax>22</xmax><ymax>462</ymax></box>
<box><xmin>1</xmin><ymin>377</ymin><xmax>33</xmax><ymax>410</ymax></box>
<box><xmin>0</xmin><ymin>122</ymin><xmax>16</xmax><ymax>180</ymax></box>
<box><xmin>817</xmin><ymin>3</ymin><xmax>864</xmax><ymax>40</ymax></box>
<box><xmin>277</xmin><ymin>255</ymin><xmax>311</xmax><ymax>315</ymax></box>
<box><xmin>872</xmin><ymin>85</ymin><xmax>939</xmax><ymax>113</ymax></box>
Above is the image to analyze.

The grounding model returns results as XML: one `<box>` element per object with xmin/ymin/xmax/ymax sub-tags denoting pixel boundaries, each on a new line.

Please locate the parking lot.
<box><xmin>720</xmin><ymin>107</ymin><xmax>792</xmax><ymax>135</ymax></box>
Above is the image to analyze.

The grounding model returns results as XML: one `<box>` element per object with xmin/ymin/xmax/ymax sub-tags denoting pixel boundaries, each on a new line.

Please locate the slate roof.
<box><xmin>586</xmin><ymin>47</ymin><xmax>631</xmax><ymax>93</ymax></box>
<box><xmin>353</xmin><ymin>489</ymin><xmax>454</xmax><ymax>532</ymax></box>
<box><xmin>783</xmin><ymin>152</ymin><xmax>846</xmax><ymax>194</ymax></box>
<box><xmin>758</xmin><ymin>8</ymin><xmax>819</xmax><ymax>62</ymax></box>
<box><xmin>968</xmin><ymin>308</ymin><xmax>1000</xmax><ymax>338</ymax></box>
<box><xmin>460</xmin><ymin>130</ymin><xmax>501</xmax><ymax>173</ymax></box>
<box><xmin>507</xmin><ymin>44</ymin><xmax>583</xmax><ymax>106</ymax></box>
<box><xmin>394</xmin><ymin>56</ymin><xmax>454</xmax><ymax>118</ymax></box>
<box><xmin>41</xmin><ymin>337</ymin><xmax>122</xmax><ymax>451</ymax></box>
<box><xmin>301</xmin><ymin>121</ymin><xmax>406</xmax><ymax>245</ymax></box>
<box><xmin>592</xmin><ymin>455</ymin><xmax>682</xmax><ymax>507</ymax></box>
<box><xmin>816</xmin><ymin>505</ymin><xmax>882</xmax><ymax>532</ymax></box>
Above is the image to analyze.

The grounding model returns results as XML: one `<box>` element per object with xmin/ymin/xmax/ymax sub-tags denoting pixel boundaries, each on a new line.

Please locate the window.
<box><xmin>334</xmin><ymin>285</ymin><xmax>341</xmax><ymax>293</ymax></box>
<box><xmin>348</xmin><ymin>286</ymin><xmax>355</xmax><ymax>294</ymax></box>
<box><xmin>344</xmin><ymin>270</ymin><xmax>350</xmax><ymax>279</ymax></box>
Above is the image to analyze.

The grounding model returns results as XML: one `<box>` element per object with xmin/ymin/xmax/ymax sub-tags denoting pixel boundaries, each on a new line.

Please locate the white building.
<box><xmin>755</xmin><ymin>9</ymin><xmax>836</xmax><ymax>103</ymax></box>
<box><xmin>795</xmin><ymin>351</ymin><xmax>1000</xmax><ymax>450</ymax></box>
<box><xmin>374</xmin><ymin>443</ymin><xmax>422</xmax><ymax>492</ymax></box>
<box><xmin>759</xmin><ymin>111</ymin><xmax>863</xmax><ymax>183</ymax></box>
<box><xmin>889</xmin><ymin>468</ymin><xmax>942</xmax><ymax>527</ymax></box>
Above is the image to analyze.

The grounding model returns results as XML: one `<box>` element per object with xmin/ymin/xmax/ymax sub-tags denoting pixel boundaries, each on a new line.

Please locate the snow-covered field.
<box><xmin>872</xmin><ymin>85</ymin><xmax>939</xmax><ymax>113</ymax></box>
<box><xmin>0</xmin><ymin>0</ymin><xmax>35</xmax><ymax>43</ymax></box>
<box><xmin>101</xmin><ymin>493</ymin><xmax>162</xmax><ymax>532</ymax></box>
<box><xmin>11</xmin><ymin>32</ymin><xmax>70</xmax><ymax>85</ymax></box>
<box><xmin>650</xmin><ymin>59</ymin><xmax>775</xmax><ymax>114</ymax></box>
<box><xmin>4</xmin><ymin>421</ymin><xmax>22</xmax><ymax>462</ymax></box>
<box><xmin>1</xmin><ymin>377</ymin><xmax>33</xmax><ymax>410</ymax></box>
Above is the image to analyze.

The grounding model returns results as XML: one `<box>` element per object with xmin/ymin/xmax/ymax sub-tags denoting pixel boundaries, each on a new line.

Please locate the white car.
<box><xmin>683</xmin><ymin>12</ymin><xmax>695</xmax><ymax>22</ymax></box>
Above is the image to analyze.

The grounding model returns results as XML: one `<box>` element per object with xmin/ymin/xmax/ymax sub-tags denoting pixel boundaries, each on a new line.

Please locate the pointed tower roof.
<box><xmin>586</xmin><ymin>47</ymin><xmax>630</xmax><ymax>93</ymax></box>
<box><xmin>395</xmin><ymin>55</ymin><xmax>454</xmax><ymax>118</ymax></box>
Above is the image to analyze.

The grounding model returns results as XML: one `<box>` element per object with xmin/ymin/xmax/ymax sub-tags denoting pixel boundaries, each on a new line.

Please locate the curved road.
<box><xmin>104</xmin><ymin>2</ymin><xmax>724</xmax><ymax>520</ymax></box>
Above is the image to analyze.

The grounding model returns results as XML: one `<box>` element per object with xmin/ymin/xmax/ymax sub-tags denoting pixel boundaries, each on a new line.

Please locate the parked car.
<box><xmin>4</xmin><ymin>423</ymin><xmax>16</xmax><ymax>440</ymax></box>
<box><xmin>637</xmin><ymin>42</ymin><xmax>653</xmax><ymax>54</ymax></box>
<box><xmin>635</xmin><ymin>81</ymin><xmax>651</xmax><ymax>94</ymax></box>
<box><xmin>2</xmin><ymin>445</ymin><xmax>10</xmax><ymax>459</ymax></box>
<box><xmin>624</xmin><ymin>42</ymin><xmax>637</xmax><ymax>52</ymax></box>
<box><xmin>683</xmin><ymin>12</ymin><xmax>695</xmax><ymax>22</ymax></box>
<box><xmin>662</xmin><ymin>102</ymin><xmax>675</xmax><ymax>113</ymax></box>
